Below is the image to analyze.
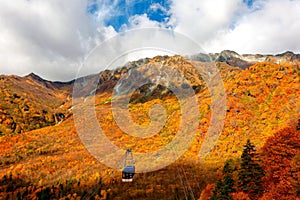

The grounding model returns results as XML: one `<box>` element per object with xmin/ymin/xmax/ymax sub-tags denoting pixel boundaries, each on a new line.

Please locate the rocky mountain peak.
<box><xmin>25</xmin><ymin>72</ymin><xmax>45</xmax><ymax>82</ymax></box>
<box><xmin>190</xmin><ymin>51</ymin><xmax>300</xmax><ymax>69</ymax></box>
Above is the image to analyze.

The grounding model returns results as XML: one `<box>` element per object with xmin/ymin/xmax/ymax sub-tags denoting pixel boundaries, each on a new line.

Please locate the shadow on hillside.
<box><xmin>0</xmin><ymin>161</ymin><xmax>220</xmax><ymax>200</ymax></box>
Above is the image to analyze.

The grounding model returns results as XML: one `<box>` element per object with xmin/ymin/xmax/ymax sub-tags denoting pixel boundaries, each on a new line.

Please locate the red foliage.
<box><xmin>260</xmin><ymin>122</ymin><xmax>300</xmax><ymax>199</ymax></box>
<box><xmin>198</xmin><ymin>183</ymin><xmax>215</xmax><ymax>200</ymax></box>
<box><xmin>232</xmin><ymin>191</ymin><xmax>250</xmax><ymax>200</ymax></box>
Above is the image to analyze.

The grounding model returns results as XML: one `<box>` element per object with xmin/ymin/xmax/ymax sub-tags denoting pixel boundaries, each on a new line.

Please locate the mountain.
<box><xmin>0</xmin><ymin>73</ymin><xmax>73</xmax><ymax>135</ymax></box>
<box><xmin>189</xmin><ymin>50</ymin><xmax>300</xmax><ymax>69</ymax></box>
<box><xmin>0</xmin><ymin>52</ymin><xmax>299</xmax><ymax>199</ymax></box>
<box><xmin>25</xmin><ymin>72</ymin><xmax>74</xmax><ymax>92</ymax></box>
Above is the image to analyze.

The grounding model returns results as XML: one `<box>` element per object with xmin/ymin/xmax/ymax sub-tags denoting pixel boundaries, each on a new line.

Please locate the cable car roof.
<box><xmin>123</xmin><ymin>166</ymin><xmax>135</xmax><ymax>173</ymax></box>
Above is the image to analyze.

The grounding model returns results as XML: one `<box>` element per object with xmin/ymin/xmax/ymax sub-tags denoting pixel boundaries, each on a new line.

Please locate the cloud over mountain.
<box><xmin>0</xmin><ymin>0</ymin><xmax>299</xmax><ymax>81</ymax></box>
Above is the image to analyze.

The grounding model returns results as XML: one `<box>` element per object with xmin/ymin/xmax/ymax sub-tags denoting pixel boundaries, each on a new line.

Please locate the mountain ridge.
<box><xmin>12</xmin><ymin>50</ymin><xmax>300</xmax><ymax>84</ymax></box>
<box><xmin>189</xmin><ymin>50</ymin><xmax>300</xmax><ymax>69</ymax></box>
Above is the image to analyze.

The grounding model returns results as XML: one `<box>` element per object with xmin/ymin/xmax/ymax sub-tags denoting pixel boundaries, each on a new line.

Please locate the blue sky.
<box><xmin>243</xmin><ymin>0</ymin><xmax>254</xmax><ymax>7</ymax></box>
<box><xmin>88</xmin><ymin>0</ymin><xmax>256</xmax><ymax>31</ymax></box>
<box><xmin>88</xmin><ymin>0</ymin><xmax>172</xmax><ymax>31</ymax></box>
<box><xmin>0</xmin><ymin>0</ymin><xmax>300</xmax><ymax>80</ymax></box>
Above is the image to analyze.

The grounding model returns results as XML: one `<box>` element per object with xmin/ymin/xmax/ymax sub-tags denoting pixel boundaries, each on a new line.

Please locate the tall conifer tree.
<box><xmin>238</xmin><ymin>139</ymin><xmax>264</xmax><ymax>199</ymax></box>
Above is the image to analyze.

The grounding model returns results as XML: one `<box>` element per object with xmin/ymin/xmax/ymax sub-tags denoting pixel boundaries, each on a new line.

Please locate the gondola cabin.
<box><xmin>122</xmin><ymin>166</ymin><xmax>135</xmax><ymax>182</ymax></box>
<box><xmin>122</xmin><ymin>149</ymin><xmax>135</xmax><ymax>182</ymax></box>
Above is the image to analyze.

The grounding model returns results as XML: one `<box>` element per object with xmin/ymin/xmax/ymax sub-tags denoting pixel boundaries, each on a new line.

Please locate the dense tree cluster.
<box><xmin>203</xmin><ymin>120</ymin><xmax>300</xmax><ymax>200</ymax></box>
<box><xmin>260</xmin><ymin>121</ymin><xmax>300</xmax><ymax>199</ymax></box>
<box><xmin>209</xmin><ymin>140</ymin><xmax>264</xmax><ymax>200</ymax></box>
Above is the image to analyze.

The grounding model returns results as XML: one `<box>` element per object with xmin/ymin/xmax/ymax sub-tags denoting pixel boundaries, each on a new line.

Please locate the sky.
<box><xmin>0</xmin><ymin>0</ymin><xmax>300</xmax><ymax>81</ymax></box>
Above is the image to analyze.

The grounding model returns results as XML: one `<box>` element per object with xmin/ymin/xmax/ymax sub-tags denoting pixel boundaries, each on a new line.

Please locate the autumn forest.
<box><xmin>0</xmin><ymin>53</ymin><xmax>299</xmax><ymax>200</ymax></box>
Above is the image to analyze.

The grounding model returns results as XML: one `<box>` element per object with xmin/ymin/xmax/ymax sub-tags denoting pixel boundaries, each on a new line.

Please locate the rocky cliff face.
<box><xmin>112</xmin><ymin>55</ymin><xmax>206</xmax><ymax>103</ymax></box>
<box><xmin>73</xmin><ymin>55</ymin><xmax>207</xmax><ymax>103</ymax></box>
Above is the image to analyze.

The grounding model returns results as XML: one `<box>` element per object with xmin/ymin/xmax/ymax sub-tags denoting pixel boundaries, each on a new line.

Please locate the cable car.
<box><xmin>122</xmin><ymin>149</ymin><xmax>135</xmax><ymax>182</ymax></box>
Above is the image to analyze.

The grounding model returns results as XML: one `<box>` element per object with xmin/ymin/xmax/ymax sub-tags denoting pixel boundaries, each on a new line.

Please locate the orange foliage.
<box><xmin>0</xmin><ymin>57</ymin><xmax>300</xmax><ymax>199</ymax></box>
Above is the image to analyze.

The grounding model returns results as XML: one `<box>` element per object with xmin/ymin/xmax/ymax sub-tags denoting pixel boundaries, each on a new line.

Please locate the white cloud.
<box><xmin>167</xmin><ymin>0</ymin><xmax>300</xmax><ymax>54</ymax></box>
<box><xmin>128</xmin><ymin>14</ymin><xmax>161</xmax><ymax>28</ymax></box>
<box><xmin>0</xmin><ymin>0</ymin><xmax>116</xmax><ymax>81</ymax></box>
<box><xmin>0</xmin><ymin>0</ymin><xmax>300</xmax><ymax>81</ymax></box>
<box><xmin>149</xmin><ymin>3</ymin><xmax>168</xmax><ymax>14</ymax></box>
<box><xmin>169</xmin><ymin>0</ymin><xmax>243</xmax><ymax>48</ymax></box>
<box><xmin>114</xmin><ymin>15</ymin><xmax>176</xmax><ymax>63</ymax></box>
<box><xmin>78</xmin><ymin>28</ymin><xmax>203</xmax><ymax>79</ymax></box>
<box><xmin>204</xmin><ymin>0</ymin><xmax>300</xmax><ymax>54</ymax></box>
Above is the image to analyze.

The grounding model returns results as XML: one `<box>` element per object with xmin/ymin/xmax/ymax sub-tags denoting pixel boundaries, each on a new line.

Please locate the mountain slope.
<box><xmin>0</xmin><ymin>53</ymin><xmax>299</xmax><ymax>199</ymax></box>
<box><xmin>0</xmin><ymin>73</ymin><xmax>72</xmax><ymax>135</ymax></box>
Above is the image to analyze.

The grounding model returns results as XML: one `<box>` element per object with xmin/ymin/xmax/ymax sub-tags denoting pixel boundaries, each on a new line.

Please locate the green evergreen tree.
<box><xmin>220</xmin><ymin>160</ymin><xmax>236</xmax><ymax>200</ymax></box>
<box><xmin>220</xmin><ymin>174</ymin><xmax>235</xmax><ymax>199</ymax></box>
<box><xmin>210</xmin><ymin>160</ymin><xmax>236</xmax><ymax>200</ymax></box>
<box><xmin>238</xmin><ymin>139</ymin><xmax>264</xmax><ymax>199</ymax></box>
<box><xmin>210</xmin><ymin>179</ymin><xmax>223</xmax><ymax>200</ymax></box>
<box><xmin>223</xmin><ymin>160</ymin><xmax>235</xmax><ymax>174</ymax></box>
